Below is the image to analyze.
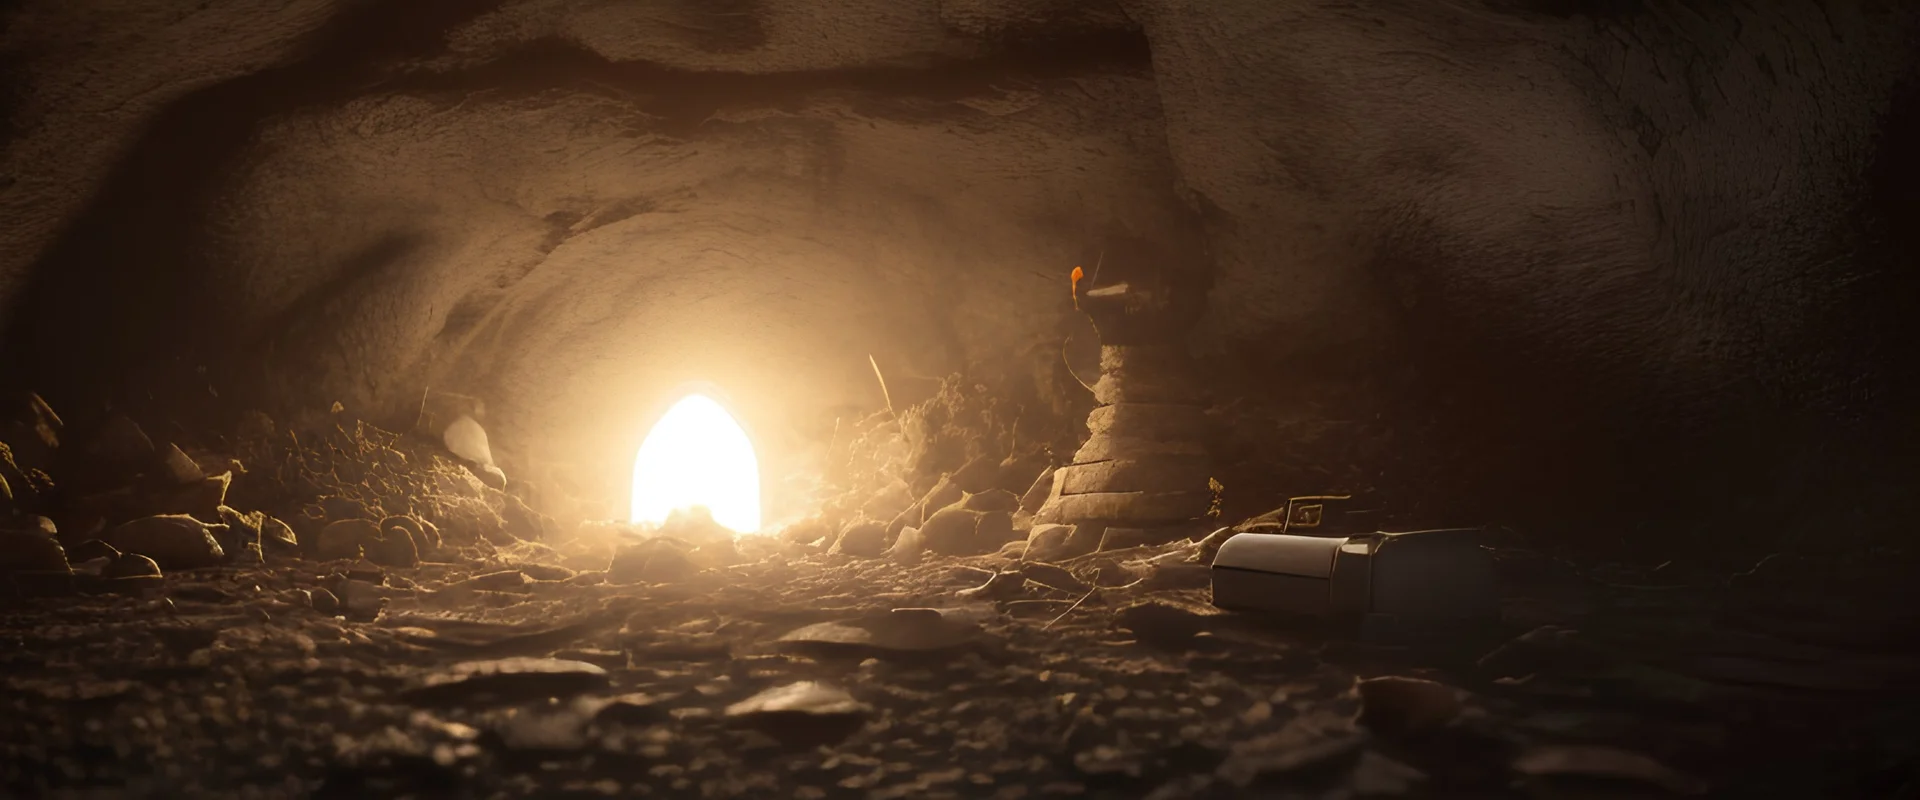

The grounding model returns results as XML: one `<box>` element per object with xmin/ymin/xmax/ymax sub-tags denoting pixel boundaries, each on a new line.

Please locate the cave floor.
<box><xmin>3</xmin><ymin>529</ymin><xmax>1917</xmax><ymax>799</ymax></box>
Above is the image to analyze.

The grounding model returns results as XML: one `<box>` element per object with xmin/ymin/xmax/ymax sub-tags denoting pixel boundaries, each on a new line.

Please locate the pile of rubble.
<box><xmin>1</xmin><ymin>392</ymin><xmax>561</xmax><ymax>605</ymax></box>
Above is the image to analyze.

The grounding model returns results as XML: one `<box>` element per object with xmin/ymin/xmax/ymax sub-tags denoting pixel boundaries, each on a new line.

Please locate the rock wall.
<box><xmin>2</xmin><ymin>0</ymin><xmax>1916</xmax><ymax>550</ymax></box>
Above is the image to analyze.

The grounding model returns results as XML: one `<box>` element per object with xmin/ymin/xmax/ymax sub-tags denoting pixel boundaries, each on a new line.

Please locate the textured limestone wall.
<box><xmin>1</xmin><ymin>0</ymin><xmax>1915</xmax><ymax>545</ymax></box>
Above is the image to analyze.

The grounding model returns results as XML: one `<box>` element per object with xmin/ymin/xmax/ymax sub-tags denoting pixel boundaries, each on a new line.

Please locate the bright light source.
<box><xmin>630</xmin><ymin>393</ymin><xmax>763</xmax><ymax>533</ymax></box>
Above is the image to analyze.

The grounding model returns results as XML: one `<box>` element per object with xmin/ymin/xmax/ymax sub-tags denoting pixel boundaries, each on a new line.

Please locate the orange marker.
<box><xmin>1070</xmin><ymin>265</ymin><xmax>1084</xmax><ymax>309</ymax></box>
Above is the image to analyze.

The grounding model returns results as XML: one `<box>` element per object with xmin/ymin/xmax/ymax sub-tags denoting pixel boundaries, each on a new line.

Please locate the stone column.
<box><xmin>1033</xmin><ymin>250</ymin><xmax>1212</xmax><ymax>543</ymax></box>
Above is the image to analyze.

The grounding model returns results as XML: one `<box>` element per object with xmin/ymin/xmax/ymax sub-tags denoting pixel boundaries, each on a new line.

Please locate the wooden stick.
<box><xmin>868</xmin><ymin>354</ymin><xmax>896</xmax><ymax>420</ymax></box>
<box><xmin>1044</xmin><ymin>586</ymin><xmax>1100</xmax><ymax>630</ymax></box>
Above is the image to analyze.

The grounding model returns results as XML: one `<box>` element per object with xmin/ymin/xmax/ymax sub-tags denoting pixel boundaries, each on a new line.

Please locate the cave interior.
<box><xmin>1</xmin><ymin>0</ymin><xmax>1919</xmax><ymax>797</ymax></box>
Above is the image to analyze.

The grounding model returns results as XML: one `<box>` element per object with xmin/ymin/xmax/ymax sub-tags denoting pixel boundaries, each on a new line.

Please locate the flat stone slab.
<box><xmin>402</xmin><ymin>657</ymin><xmax>611</xmax><ymax>708</ymax></box>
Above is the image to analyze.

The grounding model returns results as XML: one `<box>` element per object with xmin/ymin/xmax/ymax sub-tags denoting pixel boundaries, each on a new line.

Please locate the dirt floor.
<box><xmin>3</xmin><ymin>406</ymin><xmax>1919</xmax><ymax>799</ymax></box>
<box><xmin>4</xmin><ymin>526</ymin><xmax>1919</xmax><ymax>799</ymax></box>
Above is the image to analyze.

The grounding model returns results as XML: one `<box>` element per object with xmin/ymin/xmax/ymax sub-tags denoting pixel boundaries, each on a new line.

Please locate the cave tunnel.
<box><xmin>2</xmin><ymin>1</ymin><xmax>1919</xmax><ymax>796</ymax></box>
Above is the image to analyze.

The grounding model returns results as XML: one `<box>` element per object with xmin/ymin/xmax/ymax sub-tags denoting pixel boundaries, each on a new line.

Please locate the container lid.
<box><xmin>1212</xmin><ymin>533</ymin><xmax>1344</xmax><ymax>579</ymax></box>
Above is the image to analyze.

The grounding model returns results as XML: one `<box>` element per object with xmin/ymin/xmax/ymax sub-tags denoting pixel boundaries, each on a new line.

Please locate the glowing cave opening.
<box><xmin>629</xmin><ymin>393</ymin><xmax>763</xmax><ymax>533</ymax></box>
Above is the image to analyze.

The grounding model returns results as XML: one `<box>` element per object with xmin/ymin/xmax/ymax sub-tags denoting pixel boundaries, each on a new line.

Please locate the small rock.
<box><xmin>780</xmin><ymin>518</ymin><xmax>832</xmax><ymax>547</ymax></box>
<box><xmin>488</xmin><ymin>698</ymin><xmax>597</xmax><ymax>752</ymax></box>
<box><xmin>367</xmin><ymin>524</ymin><xmax>419</xmax><ymax>569</ymax></box>
<box><xmin>830</xmin><ymin>520</ymin><xmax>888</xmax><ymax>558</ymax></box>
<box><xmin>919</xmin><ymin>507</ymin><xmax>984</xmax><ymax>556</ymax></box>
<box><xmin>1116</xmin><ymin>601</ymin><xmax>1214</xmax><ymax>648</ymax></box>
<box><xmin>961</xmin><ymin>489</ymin><xmax>1021</xmax><ymax>513</ymax></box>
<box><xmin>338</xmin><ymin>579</ymin><xmax>388</xmax><ymax>620</ymax></box>
<box><xmin>1511</xmin><ymin>745</ymin><xmax>1705</xmax><ymax>795</ymax></box>
<box><xmin>592</xmin><ymin>692</ymin><xmax>665</xmax><ymax>725</ymax></box>
<box><xmin>1024</xmin><ymin>523</ymin><xmax>1100</xmax><ymax>562</ymax></box>
<box><xmin>316</xmin><ymin>518</ymin><xmax>379</xmax><ymax>561</ymax></box>
<box><xmin>472</xmin><ymin>464</ymin><xmax>507</xmax><ymax>491</ymax></box>
<box><xmin>259</xmin><ymin>516</ymin><xmax>298</xmax><ymax>551</ymax></box>
<box><xmin>1023</xmin><ymin>524</ymin><xmax>1074</xmax><ymax>562</ymax></box>
<box><xmin>725</xmin><ymin>682</ymin><xmax>870</xmax><ymax>747</ymax></box>
<box><xmin>443</xmin><ymin>415</ymin><xmax>494</xmax><ymax>467</ymax></box>
<box><xmin>1217</xmin><ymin>715</ymin><xmax>1368</xmax><ymax>788</ymax></box>
<box><xmin>688</xmin><ymin>537</ymin><xmax>743</xmax><ymax>569</ymax></box>
<box><xmin>0</xmin><ymin>530</ymin><xmax>70</xmax><ymax>573</ymax></box>
<box><xmin>607</xmin><ymin>541</ymin><xmax>699</xmax><ymax>584</ymax></box>
<box><xmin>310</xmin><ymin>587</ymin><xmax>341</xmax><ymax>615</ymax></box>
<box><xmin>778</xmin><ymin>608</ymin><xmax>983</xmax><ymax>657</ymax></box>
<box><xmin>380</xmin><ymin>516</ymin><xmax>431</xmax><ymax>556</ymax></box>
<box><xmin>976</xmin><ymin>510</ymin><xmax>1016</xmax><ymax>549</ymax></box>
<box><xmin>1351</xmin><ymin>750</ymin><xmax>1428</xmax><ymax>796</ymax></box>
<box><xmin>159</xmin><ymin>444</ymin><xmax>204</xmax><ymax>485</ymax></box>
<box><xmin>104</xmin><ymin>515</ymin><xmax>226</xmax><ymax>570</ymax></box>
<box><xmin>103</xmin><ymin>552</ymin><xmax>161</xmax><ymax>579</ymax></box>
<box><xmin>957</xmin><ymin>571</ymin><xmax>1026</xmax><ymax>601</ymax></box>
<box><xmin>552</xmin><ymin>648</ymin><xmax>627</xmax><ymax>670</ymax></box>
<box><xmin>888</xmin><ymin>525</ymin><xmax>925</xmax><ymax>564</ymax></box>
<box><xmin>405</xmin><ymin>658</ymin><xmax>612</xmax><ymax>708</ymax></box>
<box><xmin>1355</xmin><ymin>677</ymin><xmax>1464</xmax><ymax>736</ymax></box>
<box><xmin>216</xmin><ymin>506</ymin><xmax>264</xmax><ymax>555</ymax></box>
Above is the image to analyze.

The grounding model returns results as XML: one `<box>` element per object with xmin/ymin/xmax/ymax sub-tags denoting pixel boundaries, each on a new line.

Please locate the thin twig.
<box><xmin>1044</xmin><ymin>586</ymin><xmax>1100</xmax><ymax>630</ymax></box>
<box><xmin>868</xmin><ymin>354</ymin><xmax>896</xmax><ymax>420</ymax></box>
<box><xmin>413</xmin><ymin>384</ymin><xmax>431</xmax><ymax>433</ymax></box>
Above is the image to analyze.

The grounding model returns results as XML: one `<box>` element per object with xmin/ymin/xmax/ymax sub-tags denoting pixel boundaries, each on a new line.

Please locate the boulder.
<box><xmin>975</xmin><ymin>510</ymin><xmax>1016</xmax><ymax>549</ymax></box>
<box><xmin>259</xmin><ymin>515</ymin><xmax>299</xmax><ymax>551</ymax></box>
<box><xmin>105</xmin><ymin>514</ymin><xmax>226</xmax><ymax>570</ymax></box>
<box><xmin>919</xmin><ymin>507</ymin><xmax>985</xmax><ymax>556</ymax></box>
<box><xmin>316</xmin><ymin>518</ymin><xmax>380</xmax><ymax>561</ymax></box>
<box><xmin>0</xmin><ymin>530</ymin><xmax>70</xmax><ymax>573</ymax></box>
<box><xmin>830</xmin><ymin>519</ymin><xmax>889</xmax><ymax>558</ymax></box>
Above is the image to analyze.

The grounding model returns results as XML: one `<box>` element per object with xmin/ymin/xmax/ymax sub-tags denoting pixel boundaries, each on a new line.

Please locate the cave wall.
<box><xmin>3</xmin><ymin>0</ymin><xmax>1916</xmax><ymax>550</ymax></box>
